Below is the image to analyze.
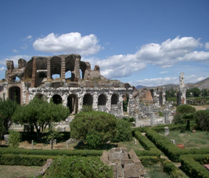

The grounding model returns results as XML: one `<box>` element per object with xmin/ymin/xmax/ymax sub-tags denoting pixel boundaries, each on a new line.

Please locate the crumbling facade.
<box><xmin>177</xmin><ymin>72</ymin><xmax>186</xmax><ymax>105</ymax></box>
<box><xmin>1</xmin><ymin>54</ymin><xmax>133</xmax><ymax>116</ymax></box>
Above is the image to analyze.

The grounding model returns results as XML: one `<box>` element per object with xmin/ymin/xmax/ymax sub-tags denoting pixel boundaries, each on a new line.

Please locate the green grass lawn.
<box><xmin>0</xmin><ymin>165</ymin><xmax>41</xmax><ymax>178</ymax></box>
<box><xmin>117</xmin><ymin>137</ymin><xmax>144</xmax><ymax>151</ymax></box>
<box><xmin>160</xmin><ymin>130</ymin><xmax>209</xmax><ymax>149</ymax></box>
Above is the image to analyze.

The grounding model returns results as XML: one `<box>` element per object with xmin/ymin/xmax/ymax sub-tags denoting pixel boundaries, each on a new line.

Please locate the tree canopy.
<box><xmin>0</xmin><ymin>99</ymin><xmax>19</xmax><ymax>133</ymax></box>
<box><xmin>12</xmin><ymin>97</ymin><xmax>70</xmax><ymax>138</ymax></box>
<box><xmin>70</xmin><ymin>111</ymin><xmax>117</xmax><ymax>146</ymax></box>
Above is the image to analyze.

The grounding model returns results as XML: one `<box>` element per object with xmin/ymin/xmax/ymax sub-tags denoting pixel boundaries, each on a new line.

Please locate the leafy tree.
<box><xmin>8</xmin><ymin>130</ymin><xmax>21</xmax><ymax>148</ymax></box>
<box><xmin>70</xmin><ymin>111</ymin><xmax>117</xmax><ymax>147</ymax></box>
<box><xmin>0</xmin><ymin>99</ymin><xmax>18</xmax><ymax>133</ymax></box>
<box><xmin>112</xmin><ymin>119</ymin><xmax>132</xmax><ymax>142</ymax></box>
<box><xmin>188</xmin><ymin>87</ymin><xmax>201</xmax><ymax>97</ymax></box>
<box><xmin>176</xmin><ymin>105</ymin><xmax>196</xmax><ymax>131</ymax></box>
<box><xmin>12</xmin><ymin>97</ymin><xmax>69</xmax><ymax>140</ymax></box>
<box><xmin>194</xmin><ymin>110</ymin><xmax>209</xmax><ymax>131</ymax></box>
<box><xmin>45</xmin><ymin>156</ymin><xmax>113</xmax><ymax>178</ymax></box>
<box><xmin>42</xmin><ymin>124</ymin><xmax>63</xmax><ymax>150</ymax></box>
<box><xmin>166</xmin><ymin>88</ymin><xmax>175</xmax><ymax>98</ymax></box>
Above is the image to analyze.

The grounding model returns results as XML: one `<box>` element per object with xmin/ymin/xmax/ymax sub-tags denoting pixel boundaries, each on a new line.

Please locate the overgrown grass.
<box><xmin>0</xmin><ymin>165</ymin><xmax>41</xmax><ymax>178</ymax></box>
<box><xmin>117</xmin><ymin>137</ymin><xmax>144</xmax><ymax>151</ymax></box>
<box><xmin>160</xmin><ymin>130</ymin><xmax>209</xmax><ymax>149</ymax></box>
<box><xmin>145</xmin><ymin>165</ymin><xmax>171</xmax><ymax>178</ymax></box>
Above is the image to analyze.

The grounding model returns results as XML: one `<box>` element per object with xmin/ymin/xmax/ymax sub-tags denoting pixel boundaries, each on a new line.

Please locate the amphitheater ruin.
<box><xmin>0</xmin><ymin>54</ymin><xmax>169</xmax><ymax>125</ymax></box>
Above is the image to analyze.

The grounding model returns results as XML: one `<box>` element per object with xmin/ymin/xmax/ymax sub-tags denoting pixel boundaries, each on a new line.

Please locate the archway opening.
<box><xmin>9</xmin><ymin>86</ymin><xmax>21</xmax><ymax>104</ymax></box>
<box><xmin>67</xmin><ymin>94</ymin><xmax>77</xmax><ymax>114</ymax></box>
<box><xmin>52</xmin><ymin>74</ymin><xmax>61</xmax><ymax>80</ymax></box>
<box><xmin>111</xmin><ymin>94</ymin><xmax>118</xmax><ymax>104</ymax></box>
<box><xmin>98</xmin><ymin>94</ymin><xmax>106</xmax><ymax>105</ymax></box>
<box><xmin>52</xmin><ymin>94</ymin><xmax>62</xmax><ymax>104</ymax></box>
<box><xmin>83</xmin><ymin>94</ymin><xmax>93</xmax><ymax>106</ymax></box>
<box><xmin>35</xmin><ymin>93</ymin><xmax>44</xmax><ymax>100</ymax></box>
<box><xmin>122</xmin><ymin>93</ymin><xmax>129</xmax><ymax>112</ymax></box>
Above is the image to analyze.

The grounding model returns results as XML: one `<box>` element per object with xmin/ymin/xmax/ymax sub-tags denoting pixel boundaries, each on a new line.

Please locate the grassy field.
<box><xmin>160</xmin><ymin>130</ymin><xmax>209</xmax><ymax>149</ymax></box>
<box><xmin>117</xmin><ymin>137</ymin><xmax>144</xmax><ymax>151</ymax></box>
<box><xmin>0</xmin><ymin>165</ymin><xmax>41</xmax><ymax>178</ymax></box>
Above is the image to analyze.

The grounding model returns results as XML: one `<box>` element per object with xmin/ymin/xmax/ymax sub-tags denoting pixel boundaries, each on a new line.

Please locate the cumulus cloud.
<box><xmin>27</xmin><ymin>35</ymin><xmax>32</xmax><ymax>39</ymax></box>
<box><xmin>89</xmin><ymin>36</ymin><xmax>209</xmax><ymax>79</ymax></box>
<box><xmin>206</xmin><ymin>42</ymin><xmax>209</xmax><ymax>50</ymax></box>
<box><xmin>130</xmin><ymin>75</ymin><xmax>206</xmax><ymax>87</ymax></box>
<box><xmin>0</xmin><ymin>67</ymin><xmax>5</xmax><ymax>71</ymax></box>
<box><xmin>0</xmin><ymin>55</ymin><xmax>31</xmax><ymax>67</ymax></box>
<box><xmin>12</xmin><ymin>49</ymin><xmax>19</xmax><ymax>53</ymax></box>
<box><xmin>33</xmin><ymin>32</ymin><xmax>101</xmax><ymax>56</ymax></box>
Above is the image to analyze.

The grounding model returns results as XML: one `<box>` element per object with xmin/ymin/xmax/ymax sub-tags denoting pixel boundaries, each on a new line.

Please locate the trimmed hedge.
<box><xmin>145</xmin><ymin>128</ymin><xmax>209</xmax><ymax>162</ymax></box>
<box><xmin>0</xmin><ymin>154</ymin><xmax>57</xmax><ymax>166</ymax></box>
<box><xmin>180</xmin><ymin>154</ymin><xmax>209</xmax><ymax>178</ymax></box>
<box><xmin>134</xmin><ymin>131</ymin><xmax>161</xmax><ymax>157</ymax></box>
<box><xmin>0</xmin><ymin>148</ymin><xmax>102</xmax><ymax>157</ymax></box>
<box><xmin>139</xmin><ymin>156</ymin><xmax>160</xmax><ymax>167</ymax></box>
<box><xmin>162</xmin><ymin>160</ymin><xmax>186</xmax><ymax>178</ymax></box>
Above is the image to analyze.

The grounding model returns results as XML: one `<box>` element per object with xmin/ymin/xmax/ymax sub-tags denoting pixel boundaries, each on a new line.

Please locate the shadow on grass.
<box><xmin>74</xmin><ymin>141</ymin><xmax>118</xmax><ymax>150</ymax></box>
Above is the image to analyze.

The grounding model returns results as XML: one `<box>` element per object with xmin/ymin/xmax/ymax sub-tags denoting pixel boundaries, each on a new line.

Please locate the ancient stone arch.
<box><xmin>111</xmin><ymin>94</ymin><xmax>118</xmax><ymax>105</ymax></box>
<box><xmin>67</xmin><ymin>94</ymin><xmax>78</xmax><ymax>114</ymax></box>
<box><xmin>52</xmin><ymin>94</ymin><xmax>62</xmax><ymax>104</ymax></box>
<box><xmin>83</xmin><ymin>93</ymin><xmax>93</xmax><ymax>106</ymax></box>
<box><xmin>8</xmin><ymin>86</ymin><xmax>21</xmax><ymax>104</ymax></box>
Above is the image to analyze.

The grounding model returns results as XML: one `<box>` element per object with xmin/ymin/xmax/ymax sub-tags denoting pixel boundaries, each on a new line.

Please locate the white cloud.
<box><xmin>130</xmin><ymin>75</ymin><xmax>206</xmax><ymax>87</ymax></box>
<box><xmin>12</xmin><ymin>49</ymin><xmax>19</xmax><ymax>53</ymax></box>
<box><xmin>33</xmin><ymin>32</ymin><xmax>101</xmax><ymax>56</ymax></box>
<box><xmin>85</xmin><ymin>36</ymin><xmax>208</xmax><ymax>79</ymax></box>
<box><xmin>0</xmin><ymin>55</ymin><xmax>31</xmax><ymax>67</ymax></box>
<box><xmin>160</xmin><ymin>71</ymin><xmax>168</xmax><ymax>74</ymax></box>
<box><xmin>0</xmin><ymin>67</ymin><xmax>5</xmax><ymax>71</ymax></box>
<box><xmin>27</xmin><ymin>35</ymin><xmax>32</xmax><ymax>39</ymax></box>
<box><xmin>205</xmin><ymin>42</ymin><xmax>209</xmax><ymax>50</ymax></box>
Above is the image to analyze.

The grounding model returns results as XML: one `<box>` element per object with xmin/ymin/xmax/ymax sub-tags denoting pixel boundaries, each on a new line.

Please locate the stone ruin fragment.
<box><xmin>100</xmin><ymin>147</ymin><xmax>144</xmax><ymax>178</ymax></box>
<box><xmin>177</xmin><ymin>72</ymin><xmax>187</xmax><ymax>105</ymax></box>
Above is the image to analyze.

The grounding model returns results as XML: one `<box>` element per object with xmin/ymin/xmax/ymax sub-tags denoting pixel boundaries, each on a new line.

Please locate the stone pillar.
<box><xmin>47</xmin><ymin>58</ymin><xmax>51</xmax><ymax>81</ymax></box>
<box><xmin>106</xmin><ymin>94</ymin><xmax>111</xmax><ymax>113</ymax></box>
<box><xmin>118</xmin><ymin>94</ymin><xmax>124</xmax><ymax>116</ymax></box>
<box><xmin>93</xmin><ymin>92</ymin><xmax>98</xmax><ymax>111</ymax></box>
<box><xmin>150</xmin><ymin>112</ymin><xmax>155</xmax><ymax>126</ymax></box>
<box><xmin>164</xmin><ymin>126</ymin><xmax>169</xmax><ymax>136</ymax></box>
<box><xmin>31</xmin><ymin>57</ymin><xmax>36</xmax><ymax>87</ymax></box>
<box><xmin>74</xmin><ymin>55</ymin><xmax>81</xmax><ymax>81</ymax></box>
<box><xmin>163</xmin><ymin>109</ymin><xmax>170</xmax><ymax>124</ymax></box>
<box><xmin>61</xmin><ymin>56</ymin><xmax>66</xmax><ymax>81</ymax></box>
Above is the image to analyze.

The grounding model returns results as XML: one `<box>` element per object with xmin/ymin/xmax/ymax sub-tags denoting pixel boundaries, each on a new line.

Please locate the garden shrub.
<box><xmin>70</xmin><ymin>111</ymin><xmax>117</xmax><ymax>148</ymax></box>
<box><xmin>180</xmin><ymin>154</ymin><xmax>209</xmax><ymax>178</ymax></box>
<box><xmin>139</xmin><ymin>156</ymin><xmax>159</xmax><ymax>167</ymax></box>
<box><xmin>0</xmin><ymin>154</ymin><xmax>56</xmax><ymax>166</ymax></box>
<box><xmin>194</xmin><ymin>110</ymin><xmax>209</xmax><ymax>131</ymax></box>
<box><xmin>162</xmin><ymin>160</ymin><xmax>185</xmax><ymax>178</ymax></box>
<box><xmin>176</xmin><ymin>105</ymin><xmax>196</xmax><ymax>115</ymax></box>
<box><xmin>112</xmin><ymin>119</ymin><xmax>132</xmax><ymax>142</ymax></box>
<box><xmin>44</xmin><ymin>156</ymin><xmax>113</xmax><ymax>178</ymax></box>
<box><xmin>8</xmin><ymin>130</ymin><xmax>21</xmax><ymax>148</ymax></box>
<box><xmin>0</xmin><ymin>148</ymin><xmax>102</xmax><ymax>157</ymax></box>
<box><xmin>86</xmin><ymin>132</ymin><xmax>102</xmax><ymax>149</ymax></box>
<box><xmin>122</xmin><ymin>117</ymin><xmax>135</xmax><ymax>123</ymax></box>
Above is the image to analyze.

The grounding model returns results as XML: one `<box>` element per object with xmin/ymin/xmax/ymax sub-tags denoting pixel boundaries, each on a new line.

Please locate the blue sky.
<box><xmin>0</xmin><ymin>0</ymin><xmax>209</xmax><ymax>86</ymax></box>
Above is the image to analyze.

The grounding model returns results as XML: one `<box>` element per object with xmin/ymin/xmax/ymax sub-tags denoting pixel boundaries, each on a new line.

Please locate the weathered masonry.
<box><xmin>1</xmin><ymin>54</ymin><xmax>134</xmax><ymax>116</ymax></box>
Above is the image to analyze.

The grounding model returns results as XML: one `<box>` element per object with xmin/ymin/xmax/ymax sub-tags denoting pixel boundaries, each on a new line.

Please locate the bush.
<box><xmin>8</xmin><ymin>130</ymin><xmax>21</xmax><ymax>148</ymax></box>
<box><xmin>176</xmin><ymin>105</ymin><xmax>196</xmax><ymax>115</ymax></box>
<box><xmin>122</xmin><ymin>117</ymin><xmax>135</xmax><ymax>123</ymax></box>
<box><xmin>112</xmin><ymin>119</ymin><xmax>132</xmax><ymax>142</ymax></box>
<box><xmin>0</xmin><ymin>148</ymin><xmax>103</xmax><ymax>157</ymax></box>
<box><xmin>0</xmin><ymin>154</ymin><xmax>55</xmax><ymax>166</ymax></box>
<box><xmin>44</xmin><ymin>156</ymin><xmax>113</xmax><ymax>178</ymax></box>
<box><xmin>194</xmin><ymin>110</ymin><xmax>209</xmax><ymax>131</ymax></box>
<box><xmin>80</xmin><ymin>105</ymin><xmax>94</xmax><ymax>112</ymax></box>
<box><xmin>180</xmin><ymin>154</ymin><xmax>209</xmax><ymax>178</ymax></box>
<box><xmin>86</xmin><ymin>132</ymin><xmax>102</xmax><ymax>149</ymax></box>
<box><xmin>70</xmin><ymin>111</ymin><xmax>117</xmax><ymax>147</ymax></box>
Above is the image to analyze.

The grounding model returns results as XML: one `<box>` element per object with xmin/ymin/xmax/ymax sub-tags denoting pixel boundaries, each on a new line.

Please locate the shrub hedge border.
<box><xmin>0</xmin><ymin>148</ymin><xmax>102</xmax><ymax>157</ymax></box>
<box><xmin>180</xmin><ymin>154</ymin><xmax>209</xmax><ymax>178</ymax></box>
<box><xmin>134</xmin><ymin>131</ymin><xmax>161</xmax><ymax>157</ymax></box>
<box><xmin>145</xmin><ymin>128</ymin><xmax>209</xmax><ymax>162</ymax></box>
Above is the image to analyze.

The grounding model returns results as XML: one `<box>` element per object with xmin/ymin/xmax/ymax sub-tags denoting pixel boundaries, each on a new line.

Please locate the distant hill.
<box><xmin>135</xmin><ymin>77</ymin><xmax>209</xmax><ymax>90</ymax></box>
<box><xmin>135</xmin><ymin>85</ymin><xmax>145</xmax><ymax>89</ymax></box>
